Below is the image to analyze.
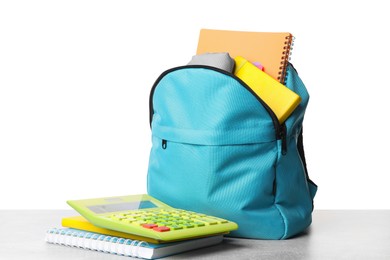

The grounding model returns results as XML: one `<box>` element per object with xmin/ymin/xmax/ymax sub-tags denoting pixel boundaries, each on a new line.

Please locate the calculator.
<box><xmin>67</xmin><ymin>194</ymin><xmax>238</xmax><ymax>242</ymax></box>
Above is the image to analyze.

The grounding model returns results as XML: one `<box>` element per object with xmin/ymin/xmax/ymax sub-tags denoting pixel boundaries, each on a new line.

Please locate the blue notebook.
<box><xmin>45</xmin><ymin>228</ymin><xmax>223</xmax><ymax>259</ymax></box>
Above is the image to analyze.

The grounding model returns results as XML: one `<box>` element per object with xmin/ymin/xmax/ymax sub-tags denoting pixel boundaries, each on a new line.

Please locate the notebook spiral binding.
<box><xmin>278</xmin><ymin>35</ymin><xmax>295</xmax><ymax>84</ymax></box>
<box><xmin>45</xmin><ymin>228</ymin><xmax>149</xmax><ymax>258</ymax></box>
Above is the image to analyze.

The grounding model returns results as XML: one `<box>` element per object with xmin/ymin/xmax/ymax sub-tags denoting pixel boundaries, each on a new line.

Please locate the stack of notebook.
<box><xmin>45</xmin><ymin>216</ymin><xmax>224</xmax><ymax>259</ymax></box>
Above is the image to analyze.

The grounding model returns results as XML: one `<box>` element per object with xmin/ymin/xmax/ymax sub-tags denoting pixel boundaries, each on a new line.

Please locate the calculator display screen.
<box><xmin>88</xmin><ymin>201</ymin><xmax>158</xmax><ymax>214</ymax></box>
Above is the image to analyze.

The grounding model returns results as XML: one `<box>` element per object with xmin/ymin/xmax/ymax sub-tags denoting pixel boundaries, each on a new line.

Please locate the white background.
<box><xmin>1</xmin><ymin>0</ymin><xmax>389</xmax><ymax>209</ymax></box>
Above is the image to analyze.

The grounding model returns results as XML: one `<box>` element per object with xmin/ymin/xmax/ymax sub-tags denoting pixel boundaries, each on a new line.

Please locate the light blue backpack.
<box><xmin>147</xmin><ymin>64</ymin><xmax>317</xmax><ymax>239</ymax></box>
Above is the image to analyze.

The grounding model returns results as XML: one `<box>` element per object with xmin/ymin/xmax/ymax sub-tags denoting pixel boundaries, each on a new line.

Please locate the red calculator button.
<box><xmin>142</xmin><ymin>224</ymin><xmax>158</xmax><ymax>229</ymax></box>
<box><xmin>153</xmin><ymin>226</ymin><xmax>171</xmax><ymax>232</ymax></box>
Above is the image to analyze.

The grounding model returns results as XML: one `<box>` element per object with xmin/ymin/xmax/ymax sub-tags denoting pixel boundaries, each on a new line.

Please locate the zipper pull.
<box><xmin>162</xmin><ymin>139</ymin><xmax>167</xmax><ymax>149</ymax></box>
<box><xmin>280</xmin><ymin>124</ymin><xmax>287</xmax><ymax>155</ymax></box>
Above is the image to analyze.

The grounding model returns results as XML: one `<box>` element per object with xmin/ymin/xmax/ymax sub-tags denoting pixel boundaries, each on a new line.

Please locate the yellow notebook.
<box><xmin>234</xmin><ymin>56</ymin><xmax>301</xmax><ymax>123</ymax></box>
<box><xmin>62</xmin><ymin>216</ymin><xmax>160</xmax><ymax>244</ymax></box>
<box><xmin>196</xmin><ymin>29</ymin><xmax>294</xmax><ymax>84</ymax></box>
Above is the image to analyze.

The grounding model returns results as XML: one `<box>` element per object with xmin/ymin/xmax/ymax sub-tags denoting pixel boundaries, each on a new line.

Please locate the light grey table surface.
<box><xmin>0</xmin><ymin>210</ymin><xmax>389</xmax><ymax>259</ymax></box>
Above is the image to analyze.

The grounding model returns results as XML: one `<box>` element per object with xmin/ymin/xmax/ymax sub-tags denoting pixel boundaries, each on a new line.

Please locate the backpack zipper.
<box><xmin>162</xmin><ymin>139</ymin><xmax>167</xmax><ymax>149</ymax></box>
<box><xmin>280</xmin><ymin>124</ymin><xmax>287</xmax><ymax>155</ymax></box>
<box><xmin>149</xmin><ymin>65</ymin><xmax>287</xmax><ymax>154</ymax></box>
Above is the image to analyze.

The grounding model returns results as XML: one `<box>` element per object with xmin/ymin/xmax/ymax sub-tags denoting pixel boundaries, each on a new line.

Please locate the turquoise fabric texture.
<box><xmin>147</xmin><ymin>64</ymin><xmax>317</xmax><ymax>239</ymax></box>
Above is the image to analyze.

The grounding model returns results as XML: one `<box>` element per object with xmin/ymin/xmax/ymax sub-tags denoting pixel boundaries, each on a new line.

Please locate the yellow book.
<box><xmin>234</xmin><ymin>56</ymin><xmax>301</xmax><ymax>123</ymax></box>
<box><xmin>62</xmin><ymin>216</ymin><xmax>160</xmax><ymax>244</ymax></box>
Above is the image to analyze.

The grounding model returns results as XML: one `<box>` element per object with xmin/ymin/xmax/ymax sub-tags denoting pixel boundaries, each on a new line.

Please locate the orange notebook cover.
<box><xmin>196</xmin><ymin>29</ymin><xmax>294</xmax><ymax>84</ymax></box>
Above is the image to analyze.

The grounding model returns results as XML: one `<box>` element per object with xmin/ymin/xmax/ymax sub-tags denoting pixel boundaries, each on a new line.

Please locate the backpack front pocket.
<box><xmin>147</xmin><ymin>134</ymin><xmax>286</xmax><ymax>239</ymax></box>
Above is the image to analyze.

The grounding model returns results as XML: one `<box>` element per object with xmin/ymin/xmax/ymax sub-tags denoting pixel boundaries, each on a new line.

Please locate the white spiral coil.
<box><xmin>45</xmin><ymin>228</ymin><xmax>149</xmax><ymax>258</ymax></box>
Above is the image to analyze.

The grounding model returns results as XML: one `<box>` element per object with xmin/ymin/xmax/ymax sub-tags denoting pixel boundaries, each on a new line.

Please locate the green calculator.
<box><xmin>67</xmin><ymin>194</ymin><xmax>238</xmax><ymax>242</ymax></box>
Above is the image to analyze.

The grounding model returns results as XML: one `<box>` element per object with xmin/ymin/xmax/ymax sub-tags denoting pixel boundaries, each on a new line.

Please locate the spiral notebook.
<box><xmin>45</xmin><ymin>228</ymin><xmax>223</xmax><ymax>259</ymax></box>
<box><xmin>196</xmin><ymin>29</ymin><xmax>294</xmax><ymax>84</ymax></box>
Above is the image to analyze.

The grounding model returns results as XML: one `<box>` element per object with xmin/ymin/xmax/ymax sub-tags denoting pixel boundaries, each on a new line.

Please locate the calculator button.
<box><xmin>142</xmin><ymin>224</ymin><xmax>158</xmax><ymax>229</ymax></box>
<box><xmin>111</xmin><ymin>215</ymin><xmax>126</xmax><ymax>221</ymax></box>
<box><xmin>193</xmin><ymin>222</ymin><xmax>206</xmax><ymax>227</ymax></box>
<box><xmin>167</xmin><ymin>225</ymin><xmax>183</xmax><ymax>230</ymax></box>
<box><xmin>208</xmin><ymin>217</ymin><xmax>229</xmax><ymax>223</ymax></box>
<box><xmin>180</xmin><ymin>223</ymin><xmax>195</xmax><ymax>228</ymax></box>
<box><xmin>153</xmin><ymin>226</ymin><xmax>170</xmax><ymax>232</ymax></box>
<box><xmin>121</xmin><ymin>219</ymin><xmax>136</xmax><ymax>224</ymax></box>
<box><xmin>192</xmin><ymin>218</ymin><xmax>218</xmax><ymax>225</ymax></box>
